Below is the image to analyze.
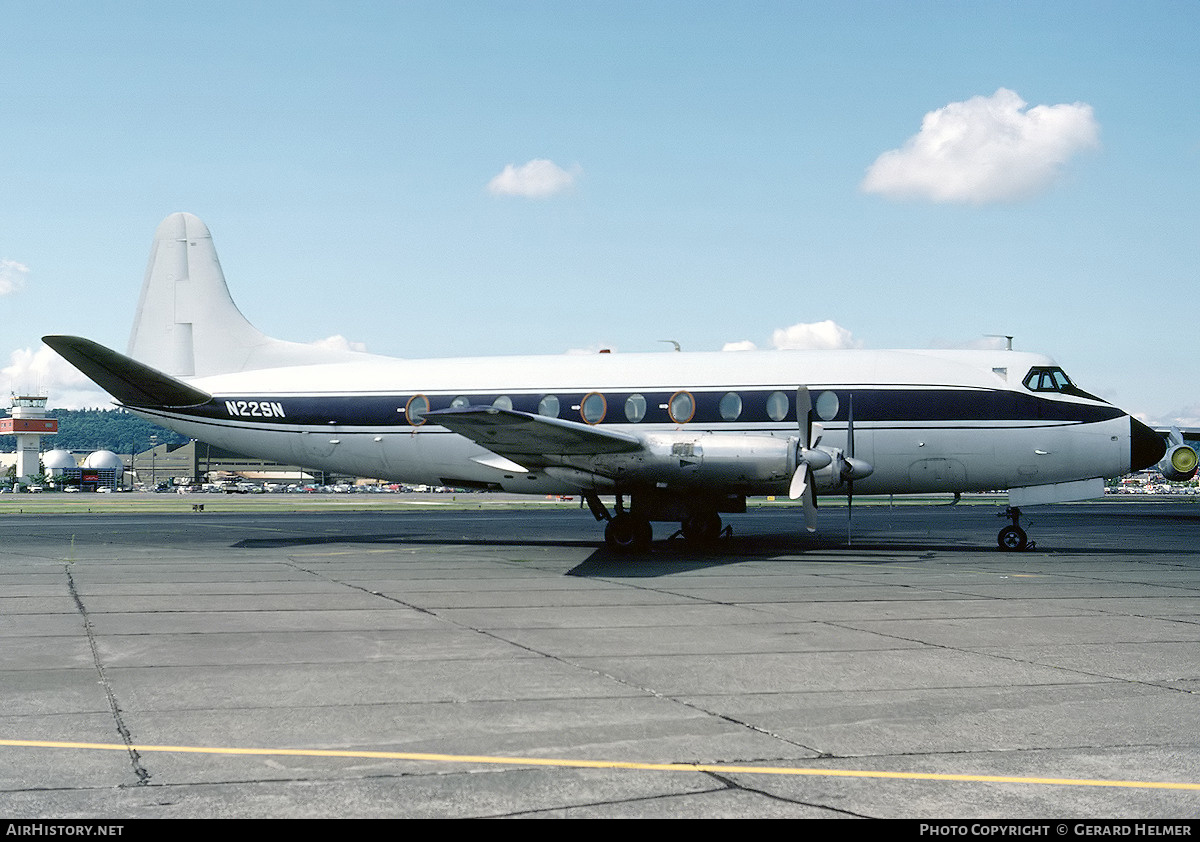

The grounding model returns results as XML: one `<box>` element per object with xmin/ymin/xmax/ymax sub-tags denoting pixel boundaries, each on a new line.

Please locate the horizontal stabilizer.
<box><xmin>42</xmin><ymin>335</ymin><xmax>212</xmax><ymax>409</ymax></box>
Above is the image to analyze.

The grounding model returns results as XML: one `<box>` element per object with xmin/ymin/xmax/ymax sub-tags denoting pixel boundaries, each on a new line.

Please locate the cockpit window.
<box><xmin>1023</xmin><ymin>367</ymin><xmax>1072</xmax><ymax>392</ymax></box>
<box><xmin>1022</xmin><ymin>367</ymin><xmax>1105</xmax><ymax>402</ymax></box>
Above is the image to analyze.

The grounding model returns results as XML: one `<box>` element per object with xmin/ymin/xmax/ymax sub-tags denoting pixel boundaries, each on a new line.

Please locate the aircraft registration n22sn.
<box><xmin>45</xmin><ymin>213</ymin><xmax>1183</xmax><ymax>552</ymax></box>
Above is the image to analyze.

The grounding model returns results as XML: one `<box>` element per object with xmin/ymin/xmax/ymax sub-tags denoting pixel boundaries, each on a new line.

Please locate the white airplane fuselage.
<box><xmin>128</xmin><ymin>347</ymin><xmax>1133</xmax><ymax>498</ymax></box>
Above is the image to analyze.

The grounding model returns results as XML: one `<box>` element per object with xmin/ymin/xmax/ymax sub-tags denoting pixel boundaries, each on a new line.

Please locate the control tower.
<box><xmin>2</xmin><ymin>395</ymin><xmax>58</xmax><ymax>487</ymax></box>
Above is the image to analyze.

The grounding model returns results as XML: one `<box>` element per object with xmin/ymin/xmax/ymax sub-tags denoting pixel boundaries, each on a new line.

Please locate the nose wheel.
<box><xmin>997</xmin><ymin>507</ymin><xmax>1034</xmax><ymax>551</ymax></box>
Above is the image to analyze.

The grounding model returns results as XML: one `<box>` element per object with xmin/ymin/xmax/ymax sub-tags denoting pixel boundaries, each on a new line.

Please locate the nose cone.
<box><xmin>1130</xmin><ymin>417</ymin><xmax>1166</xmax><ymax>472</ymax></box>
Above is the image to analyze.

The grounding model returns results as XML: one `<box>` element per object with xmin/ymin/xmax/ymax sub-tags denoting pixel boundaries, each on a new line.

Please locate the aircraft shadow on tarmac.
<box><xmin>231</xmin><ymin>530</ymin><xmax>861</xmax><ymax>575</ymax></box>
<box><xmin>230</xmin><ymin>523</ymin><xmax>1200</xmax><ymax>580</ymax></box>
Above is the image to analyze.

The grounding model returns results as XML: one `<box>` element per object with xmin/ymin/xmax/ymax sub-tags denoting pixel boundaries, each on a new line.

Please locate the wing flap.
<box><xmin>42</xmin><ymin>335</ymin><xmax>212</xmax><ymax>408</ymax></box>
<box><xmin>426</xmin><ymin>406</ymin><xmax>642</xmax><ymax>463</ymax></box>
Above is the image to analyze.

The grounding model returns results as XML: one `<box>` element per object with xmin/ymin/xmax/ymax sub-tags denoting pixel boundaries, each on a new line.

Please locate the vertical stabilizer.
<box><xmin>127</xmin><ymin>213</ymin><xmax>371</xmax><ymax>377</ymax></box>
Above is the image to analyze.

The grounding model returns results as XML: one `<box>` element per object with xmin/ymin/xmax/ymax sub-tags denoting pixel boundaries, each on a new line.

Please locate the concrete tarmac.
<box><xmin>1</xmin><ymin>496</ymin><xmax>1199</xmax><ymax>818</ymax></box>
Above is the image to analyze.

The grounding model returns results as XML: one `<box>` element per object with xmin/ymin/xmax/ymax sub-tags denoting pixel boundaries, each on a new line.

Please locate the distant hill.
<box><xmin>0</xmin><ymin>408</ymin><xmax>190</xmax><ymax>454</ymax></box>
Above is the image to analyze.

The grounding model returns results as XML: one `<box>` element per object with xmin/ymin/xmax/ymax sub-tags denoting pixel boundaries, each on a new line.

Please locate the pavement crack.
<box><xmin>701</xmin><ymin>769</ymin><xmax>877</xmax><ymax>818</ymax></box>
<box><xmin>64</xmin><ymin>562</ymin><xmax>151</xmax><ymax>786</ymax></box>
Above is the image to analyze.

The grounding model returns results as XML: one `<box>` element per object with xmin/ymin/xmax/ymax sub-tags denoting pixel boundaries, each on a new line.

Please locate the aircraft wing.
<box><xmin>425</xmin><ymin>406</ymin><xmax>643</xmax><ymax>467</ymax></box>
<box><xmin>1155</xmin><ymin>426</ymin><xmax>1200</xmax><ymax>446</ymax></box>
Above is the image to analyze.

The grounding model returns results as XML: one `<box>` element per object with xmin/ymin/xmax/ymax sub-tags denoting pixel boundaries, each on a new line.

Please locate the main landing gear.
<box><xmin>997</xmin><ymin>506</ymin><xmax>1035</xmax><ymax>552</ymax></box>
<box><xmin>584</xmin><ymin>491</ymin><xmax>734</xmax><ymax>553</ymax></box>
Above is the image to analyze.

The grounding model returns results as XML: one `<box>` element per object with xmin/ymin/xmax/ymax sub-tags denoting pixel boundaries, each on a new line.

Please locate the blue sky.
<box><xmin>1</xmin><ymin>1</ymin><xmax>1197</xmax><ymax>422</ymax></box>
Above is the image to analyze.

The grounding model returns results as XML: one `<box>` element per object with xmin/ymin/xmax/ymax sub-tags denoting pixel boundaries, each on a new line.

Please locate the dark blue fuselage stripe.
<box><xmin>195</xmin><ymin>387</ymin><xmax>1123</xmax><ymax>428</ymax></box>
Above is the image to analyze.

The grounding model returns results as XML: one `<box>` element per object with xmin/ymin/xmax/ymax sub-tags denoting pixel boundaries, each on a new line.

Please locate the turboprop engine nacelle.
<box><xmin>1158</xmin><ymin>443</ymin><xmax>1199</xmax><ymax>482</ymax></box>
<box><xmin>585</xmin><ymin>432</ymin><xmax>804</xmax><ymax>488</ymax></box>
<box><xmin>811</xmin><ymin>449</ymin><xmax>875</xmax><ymax>491</ymax></box>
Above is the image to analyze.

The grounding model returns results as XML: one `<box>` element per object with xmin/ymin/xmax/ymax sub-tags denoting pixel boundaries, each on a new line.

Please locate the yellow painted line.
<box><xmin>2</xmin><ymin>739</ymin><xmax>1198</xmax><ymax>791</ymax></box>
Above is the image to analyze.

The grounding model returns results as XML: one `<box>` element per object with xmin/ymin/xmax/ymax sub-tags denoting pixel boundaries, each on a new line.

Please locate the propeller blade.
<box><xmin>846</xmin><ymin>392</ymin><xmax>854</xmax><ymax>545</ymax></box>
<box><xmin>788</xmin><ymin>465</ymin><xmax>808</xmax><ymax>501</ymax></box>
<box><xmin>802</xmin><ymin>481</ymin><xmax>818</xmax><ymax>532</ymax></box>
<box><xmin>796</xmin><ymin>386</ymin><xmax>813</xmax><ymax>446</ymax></box>
<box><xmin>845</xmin><ymin>392</ymin><xmax>854</xmax><ymax>460</ymax></box>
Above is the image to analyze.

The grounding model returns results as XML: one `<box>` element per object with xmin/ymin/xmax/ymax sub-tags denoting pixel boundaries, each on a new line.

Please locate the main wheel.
<box><xmin>997</xmin><ymin>524</ymin><xmax>1028</xmax><ymax>552</ymax></box>
<box><xmin>681</xmin><ymin>510</ymin><xmax>722</xmax><ymax>545</ymax></box>
<box><xmin>605</xmin><ymin>513</ymin><xmax>652</xmax><ymax>552</ymax></box>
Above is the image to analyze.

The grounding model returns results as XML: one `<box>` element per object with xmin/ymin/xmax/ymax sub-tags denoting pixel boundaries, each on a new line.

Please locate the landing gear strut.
<box><xmin>997</xmin><ymin>506</ymin><xmax>1034</xmax><ymax>552</ymax></box>
<box><xmin>585</xmin><ymin>491</ymin><xmax>653</xmax><ymax>553</ymax></box>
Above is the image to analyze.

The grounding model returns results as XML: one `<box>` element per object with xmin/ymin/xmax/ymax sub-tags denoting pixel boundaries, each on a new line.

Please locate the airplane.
<box><xmin>43</xmin><ymin>212</ymin><xmax>1188</xmax><ymax>553</ymax></box>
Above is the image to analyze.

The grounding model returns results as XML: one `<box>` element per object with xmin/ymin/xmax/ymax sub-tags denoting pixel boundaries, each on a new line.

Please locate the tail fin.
<box><xmin>127</xmin><ymin>213</ymin><xmax>372</xmax><ymax>377</ymax></box>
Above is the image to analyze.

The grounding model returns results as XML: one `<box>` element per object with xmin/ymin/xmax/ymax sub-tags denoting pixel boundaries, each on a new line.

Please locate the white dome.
<box><xmin>83</xmin><ymin>450</ymin><xmax>125</xmax><ymax>470</ymax></box>
<box><xmin>42</xmin><ymin>449</ymin><xmax>77</xmax><ymax>471</ymax></box>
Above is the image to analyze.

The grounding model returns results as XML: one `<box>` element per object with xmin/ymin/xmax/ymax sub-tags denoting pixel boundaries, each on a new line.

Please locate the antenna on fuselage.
<box><xmin>658</xmin><ymin>340</ymin><xmax>682</xmax><ymax>352</ymax></box>
<box><xmin>986</xmin><ymin>334</ymin><xmax>1014</xmax><ymax>351</ymax></box>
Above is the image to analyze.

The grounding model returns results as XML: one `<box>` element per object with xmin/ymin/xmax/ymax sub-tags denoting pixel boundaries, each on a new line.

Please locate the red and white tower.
<box><xmin>2</xmin><ymin>396</ymin><xmax>58</xmax><ymax>487</ymax></box>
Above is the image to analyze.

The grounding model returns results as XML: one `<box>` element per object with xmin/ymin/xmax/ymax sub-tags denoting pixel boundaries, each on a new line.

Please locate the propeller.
<box><xmin>789</xmin><ymin>387</ymin><xmax>830</xmax><ymax>532</ymax></box>
<box><xmin>837</xmin><ymin>392</ymin><xmax>874</xmax><ymax>543</ymax></box>
<box><xmin>845</xmin><ymin>393</ymin><xmax>856</xmax><ymax>542</ymax></box>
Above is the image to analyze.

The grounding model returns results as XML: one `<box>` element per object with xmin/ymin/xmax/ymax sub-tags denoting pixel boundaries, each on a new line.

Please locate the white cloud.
<box><xmin>862</xmin><ymin>88</ymin><xmax>1099</xmax><ymax>204</ymax></box>
<box><xmin>770</xmin><ymin>320</ymin><xmax>861</xmax><ymax>350</ymax></box>
<box><xmin>310</xmin><ymin>334</ymin><xmax>367</xmax><ymax>353</ymax></box>
<box><xmin>0</xmin><ymin>259</ymin><xmax>29</xmax><ymax>296</ymax></box>
<box><xmin>487</xmin><ymin>159</ymin><xmax>578</xmax><ymax>198</ymax></box>
<box><xmin>1153</xmin><ymin>407</ymin><xmax>1200</xmax><ymax>429</ymax></box>
<box><xmin>3</xmin><ymin>345</ymin><xmax>111</xmax><ymax>409</ymax></box>
<box><xmin>721</xmin><ymin>321</ymin><xmax>860</xmax><ymax>352</ymax></box>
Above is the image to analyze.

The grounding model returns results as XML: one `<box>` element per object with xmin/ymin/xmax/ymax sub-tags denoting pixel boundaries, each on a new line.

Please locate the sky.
<box><xmin>1</xmin><ymin>1</ymin><xmax>1197</xmax><ymax>423</ymax></box>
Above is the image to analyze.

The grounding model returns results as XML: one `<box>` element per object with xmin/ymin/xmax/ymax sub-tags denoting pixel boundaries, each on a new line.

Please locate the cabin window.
<box><xmin>719</xmin><ymin>391</ymin><xmax>742</xmax><ymax>421</ymax></box>
<box><xmin>815</xmin><ymin>390</ymin><xmax>839</xmax><ymax>421</ymax></box>
<box><xmin>581</xmin><ymin>392</ymin><xmax>607</xmax><ymax>424</ymax></box>
<box><xmin>766</xmin><ymin>391</ymin><xmax>789</xmax><ymax>422</ymax></box>
<box><xmin>668</xmin><ymin>390</ymin><xmax>695</xmax><ymax>424</ymax></box>
<box><xmin>450</xmin><ymin>396</ymin><xmax>470</xmax><ymax>409</ymax></box>
<box><xmin>492</xmin><ymin>395</ymin><xmax>513</xmax><ymax>411</ymax></box>
<box><xmin>625</xmin><ymin>394</ymin><xmax>647</xmax><ymax>423</ymax></box>
<box><xmin>538</xmin><ymin>395</ymin><xmax>560</xmax><ymax>417</ymax></box>
<box><xmin>406</xmin><ymin>394</ymin><xmax>430</xmax><ymax>426</ymax></box>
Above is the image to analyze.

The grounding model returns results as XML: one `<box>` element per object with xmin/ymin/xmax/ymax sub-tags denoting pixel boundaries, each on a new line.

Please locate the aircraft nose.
<box><xmin>1129</xmin><ymin>417</ymin><xmax>1166</xmax><ymax>472</ymax></box>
